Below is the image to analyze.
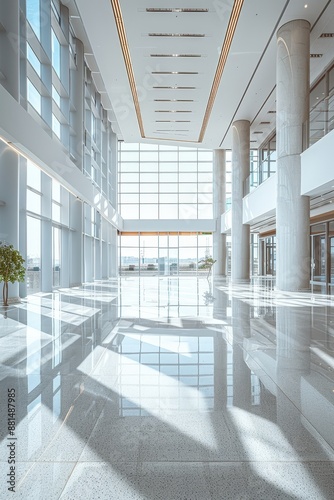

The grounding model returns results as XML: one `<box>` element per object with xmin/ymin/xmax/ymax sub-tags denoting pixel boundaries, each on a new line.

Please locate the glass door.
<box><xmin>52</xmin><ymin>226</ymin><xmax>61</xmax><ymax>287</ymax></box>
<box><xmin>330</xmin><ymin>236</ymin><xmax>334</xmax><ymax>294</ymax></box>
<box><xmin>261</xmin><ymin>236</ymin><xmax>276</xmax><ymax>276</ymax></box>
<box><xmin>26</xmin><ymin>216</ymin><xmax>41</xmax><ymax>295</ymax></box>
<box><xmin>311</xmin><ymin>234</ymin><xmax>326</xmax><ymax>282</ymax></box>
<box><xmin>311</xmin><ymin>230</ymin><xmax>327</xmax><ymax>293</ymax></box>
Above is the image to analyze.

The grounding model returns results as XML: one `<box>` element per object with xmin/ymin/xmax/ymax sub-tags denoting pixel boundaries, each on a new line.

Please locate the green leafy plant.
<box><xmin>0</xmin><ymin>243</ymin><xmax>25</xmax><ymax>306</ymax></box>
<box><xmin>198</xmin><ymin>256</ymin><xmax>216</xmax><ymax>278</ymax></box>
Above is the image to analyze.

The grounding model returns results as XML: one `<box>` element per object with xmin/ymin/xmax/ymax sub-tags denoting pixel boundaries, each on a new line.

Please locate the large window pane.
<box><xmin>198</xmin><ymin>151</ymin><xmax>213</xmax><ymax>161</ymax></box>
<box><xmin>26</xmin><ymin>0</ymin><xmax>40</xmax><ymax>39</ymax></box>
<box><xmin>121</xmin><ymin>151</ymin><xmax>139</xmax><ymax>161</ymax></box>
<box><xmin>26</xmin><ymin>216</ymin><xmax>41</xmax><ymax>294</ymax></box>
<box><xmin>179</xmin><ymin>151</ymin><xmax>197</xmax><ymax>161</ymax></box>
<box><xmin>160</xmin><ymin>173</ymin><xmax>178</xmax><ymax>182</ymax></box>
<box><xmin>120</xmin><ymin>193</ymin><xmax>139</xmax><ymax>204</ymax></box>
<box><xmin>160</xmin><ymin>205</ymin><xmax>178</xmax><ymax>219</ymax></box>
<box><xmin>52</xmin><ymin>180</ymin><xmax>61</xmax><ymax>202</ymax></box>
<box><xmin>160</xmin><ymin>194</ymin><xmax>178</xmax><ymax>203</ymax></box>
<box><xmin>140</xmin><ymin>205</ymin><xmax>158</xmax><ymax>219</ymax></box>
<box><xmin>52</xmin><ymin>86</ymin><xmax>61</xmax><ymax>107</ymax></box>
<box><xmin>179</xmin><ymin>193</ymin><xmax>196</xmax><ymax>203</ymax></box>
<box><xmin>140</xmin><ymin>184</ymin><xmax>158</xmax><ymax>193</ymax></box>
<box><xmin>121</xmin><ymin>162</ymin><xmax>140</xmax><ymax>172</ymax></box>
<box><xmin>159</xmin><ymin>151</ymin><xmax>178</xmax><ymax>161</ymax></box>
<box><xmin>27</xmin><ymin>44</ymin><xmax>41</xmax><ymax>76</ymax></box>
<box><xmin>52</xmin><ymin>114</ymin><xmax>61</xmax><ymax>139</ymax></box>
<box><xmin>141</xmin><ymin>173</ymin><xmax>158</xmax><ymax>183</ymax></box>
<box><xmin>140</xmin><ymin>151</ymin><xmax>158</xmax><ymax>161</ymax></box>
<box><xmin>27</xmin><ymin>189</ymin><xmax>41</xmax><ymax>213</ymax></box>
<box><xmin>179</xmin><ymin>173</ymin><xmax>197</xmax><ymax>183</ymax></box>
<box><xmin>198</xmin><ymin>204</ymin><xmax>212</xmax><ymax>219</ymax></box>
<box><xmin>121</xmin><ymin>205</ymin><xmax>139</xmax><ymax>218</ymax></box>
<box><xmin>121</xmin><ymin>183</ymin><xmax>139</xmax><ymax>193</ymax></box>
<box><xmin>159</xmin><ymin>184</ymin><xmax>178</xmax><ymax>193</ymax></box>
<box><xmin>140</xmin><ymin>163</ymin><xmax>158</xmax><ymax>172</ymax></box>
<box><xmin>140</xmin><ymin>194</ymin><xmax>158</xmax><ymax>204</ymax></box>
<box><xmin>179</xmin><ymin>204</ymin><xmax>197</xmax><ymax>219</ymax></box>
<box><xmin>52</xmin><ymin>30</ymin><xmax>61</xmax><ymax>77</ymax></box>
<box><xmin>27</xmin><ymin>79</ymin><xmax>41</xmax><ymax>114</ymax></box>
<box><xmin>27</xmin><ymin>161</ymin><xmax>41</xmax><ymax>191</ymax></box>
<box><xmin>159</xmin><ymin>162</ymin><xmax>178</xmax><ymax>172</ymax></box>
<box><xmin>179</xmin><ymin>183</ymin><xmax>197</xmax><ymax>193</ymax></box>
<box><xmin>121</xmin><ymin>173</ymin><xmax>139</xmax><ymax>183</ymax></box>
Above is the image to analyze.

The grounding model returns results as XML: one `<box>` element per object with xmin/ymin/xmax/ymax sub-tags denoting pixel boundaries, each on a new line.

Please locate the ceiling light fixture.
<box><xmin>150</xmin><ymin>54</ymin><xmax>201</xmax><ymax>58</ymax></box>
<box><xmin>151</xmin><ymin>71</ymin><xmax>198</xmax><ymax>75</ymax></box>
<box><xmin>154</xmin><ymin>99</ymin><xmax>194</xmax><ymax>102</ymax></box>
<box><xmin>155</xmin><ymin>110</ymin><xmax>192</xmax><ymax>113</ymax></box>
<box><xmin>156</xmin><ymin>120</ymin><xmax>191</xmax><ymax>123</ymax></box>
<box><xmin>146</xmin><ymin>8</ymin><xmax>208</xmax><ymax>13</ymax></box>
<box><xmin>148</xmin><ymin>33</ymin><xmax>205</xmax><ymax>37</ymax></box>
<box><xmin>153</xmin><ymin>86</ymin><xmax>196</xmax><ymax>89</ymax></box>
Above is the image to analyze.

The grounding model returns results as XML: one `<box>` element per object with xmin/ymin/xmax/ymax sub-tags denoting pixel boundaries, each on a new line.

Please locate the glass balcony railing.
<box><xmin>306</xmin><ymin>94</ymin><xmax>334</xmax><ymax>149</ymax></box>
<box><xmin>244</xmin><ymin>151</ymin><xmax>276</xmax><ymax>196</ymax></box>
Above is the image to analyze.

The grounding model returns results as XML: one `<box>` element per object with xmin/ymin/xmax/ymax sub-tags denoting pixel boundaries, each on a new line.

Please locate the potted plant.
<box><xmin>0</xmin><ymin>242</ymin><xmax>25</xmax><ymax>306</ymax></box>
<box><xmin>198</xmin><ymin>256</ymin><xmax>216</xmax><ymax>278</ymax></box>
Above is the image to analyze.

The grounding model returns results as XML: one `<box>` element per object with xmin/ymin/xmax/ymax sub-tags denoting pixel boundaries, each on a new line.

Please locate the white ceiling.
<box><xmin>71</xmin><ymin>0</ymin><xmax>334</xmax><ymax>149</ymax></box>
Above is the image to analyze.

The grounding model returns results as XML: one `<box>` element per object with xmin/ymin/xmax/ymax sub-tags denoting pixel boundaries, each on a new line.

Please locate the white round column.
<box><xmin>276</xmin><ymin>19</ymin><xmax>310</xmax><ymax>291</ymax></box>
<box><xmin>231</xmin><ymin>120</ymin><xmax>250</xmax><ymax>282</ymax></box>
<box><xmin>213</xmin><ymin>149</ymin><xmax>227</xmax><ymax>276</ymax></box>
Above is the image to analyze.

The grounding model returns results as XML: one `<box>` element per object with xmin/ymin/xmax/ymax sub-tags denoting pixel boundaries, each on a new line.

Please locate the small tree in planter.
<box><xmin>0</xmin><ymin>242</ymin><xmax>25</xmax><ymax>306</ymax></box>
<box><xmin>198</xmin><ymin>256</ymin><xmax>216</xmax><ymax>278</ymax></box>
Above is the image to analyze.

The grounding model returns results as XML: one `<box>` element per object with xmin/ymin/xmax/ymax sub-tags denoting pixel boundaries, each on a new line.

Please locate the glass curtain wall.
<box><xmin>118</xmin><ymin>143</ymin><xmax>213</xmax><ymax>220</ymax></box>
<box><xmin>120</xmin><ymin>233</ymin><xmax>213</xmax><ymax>276</ymax></box>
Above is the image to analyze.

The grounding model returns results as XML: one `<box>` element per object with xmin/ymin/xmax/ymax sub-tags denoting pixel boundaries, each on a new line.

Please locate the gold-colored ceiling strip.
<box><xmin>110</xmin><ymin>0</ymin><xmax>145</xmax><ymax>137</ymax></box>
<box><xmin>198</xmin><ymin>0</ymin><xmax>244</xmax><ymax>143</ymax></box>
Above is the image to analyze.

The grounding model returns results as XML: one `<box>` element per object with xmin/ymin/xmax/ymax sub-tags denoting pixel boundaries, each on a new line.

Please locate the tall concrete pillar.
<box><xmin>213</xmin><ymin>149</ymin><xmax>227</xmax><ymax>276</ymax></box>
<box><xmin>231</xmin><ymin>120</ymin><xmax>250</xmax><ymax>281</ymax></box>
<box><xmin>0</xmin><ymin>144</ymin><xmax>20</xmax><ymax>300</ymax></box>
<box><xmin>276</xmin><ymin>20</ymin><xmax>310</xmax><ymax>291</ymax></box>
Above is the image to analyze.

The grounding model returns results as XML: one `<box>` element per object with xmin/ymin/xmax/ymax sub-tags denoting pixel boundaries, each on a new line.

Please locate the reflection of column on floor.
<box><xmin>276</xmin><ymin>306</ymin><xmax>311</xmax><ymax>446</ymax></box>
<box><xmin>212</xmin><ymin>283</ymin><xmax>228</xmax><ymax>320</ymax></box>
<box><xmin>214</xmin><ymin>334</ymin><xmax>227</xmax><ymax>410</ymax></box>
<box><xmin>232</xmin><ymin>297</ymin><xmax>252</xmax><ymax>409</ymax></box>
<box><xmin>232</xmin><ymin>296</ymin><xmax>251</xmax><ymax>341</ymax></box>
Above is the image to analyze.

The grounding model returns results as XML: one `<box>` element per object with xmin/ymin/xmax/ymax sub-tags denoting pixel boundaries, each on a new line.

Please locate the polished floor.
<box><xmin>1</xmin><ymin>276</ymin><xmax>334</xmax><ymax>499</ymax></box>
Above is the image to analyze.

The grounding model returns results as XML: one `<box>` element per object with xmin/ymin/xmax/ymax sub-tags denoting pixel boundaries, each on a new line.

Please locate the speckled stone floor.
<box><xmin>0</xmin><ymin>276</ymin><xmax>334</xmax><ymax>499</ymax></box>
